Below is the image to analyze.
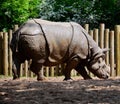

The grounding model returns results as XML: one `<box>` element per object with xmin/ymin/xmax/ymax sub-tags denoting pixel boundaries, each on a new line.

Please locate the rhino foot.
<box><xmin>13</xmin><ymin>76</ymin><xmax>20</xmax><ymax>80</ymax></box>
<box><xmin>63</xmin><ymin>78</ymin><xmax>73</xmax><ymax>81</ymax></box>
<box><xmin>83</xmin><ymin>76</ymin><xmax>92</xmax><ymax>80</ymax></box>
<box><xmin>37</xmin><ymin>77</ymin><xmax>46</xmax><ymax>81</ymax></box>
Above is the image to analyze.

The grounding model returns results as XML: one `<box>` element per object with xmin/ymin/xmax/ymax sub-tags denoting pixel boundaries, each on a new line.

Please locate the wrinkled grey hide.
<box><xmin>10</xmin><ymin>19</ymin><xmax>110</xmax><ymax>81</ymax></box>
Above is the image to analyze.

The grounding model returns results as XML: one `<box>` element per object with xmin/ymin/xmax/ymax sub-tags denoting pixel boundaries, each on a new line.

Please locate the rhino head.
<box><xmin>87</xmin><ymin>48</ymin><xmax>110</xmax><ymax>79</ymax></box>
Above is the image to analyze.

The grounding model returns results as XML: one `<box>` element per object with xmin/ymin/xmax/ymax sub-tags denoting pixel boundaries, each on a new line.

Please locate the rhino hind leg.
<box><xmin>12</xmin><ymin>53</ymin><xmax>22</xmax><ymax>80</ymax></box>
<box><xmin>75</xmin><ymin>64</ymin><xmax>92</xmax><ymax>80</ymax></box>
<box><xmin>30</xmin><ymin>61</ymin><xmax>45</xmax><ymax>81</ymax></box>
<box><xmin>63</xmin><ymin>57</ymin><xmax>80</xmax><ymax>81</ymax></box>
<box><xmin>12</xmin><ymin>61</ymin><xmax>21</xmax><ymax>80</ymax></box>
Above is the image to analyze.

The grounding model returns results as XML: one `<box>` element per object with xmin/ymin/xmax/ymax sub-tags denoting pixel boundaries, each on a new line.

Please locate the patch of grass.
<box><xmin>0</xmin><ymin>75</ymin><xmax>12</xmax><ymax>79</ymax></box>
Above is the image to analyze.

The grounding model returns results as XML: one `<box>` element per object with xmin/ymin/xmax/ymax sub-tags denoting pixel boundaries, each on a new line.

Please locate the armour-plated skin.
<box><xmin>10</xmin><ymin>19</ymin><xmax>110</xmax><ymax>81</ymax></box>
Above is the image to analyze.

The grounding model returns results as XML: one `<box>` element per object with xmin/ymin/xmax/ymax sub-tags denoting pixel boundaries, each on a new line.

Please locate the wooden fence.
<box><xmin>0</xmin><ymin>23</ymin><xmax>120</xmax><ymax>78</ymax></box>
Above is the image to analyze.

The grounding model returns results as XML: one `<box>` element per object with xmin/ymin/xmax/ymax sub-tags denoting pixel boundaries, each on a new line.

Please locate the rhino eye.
<box><xmin>102</xmin><ymin>65</ymin><xmax>106</xmax><ymax>69</ymax></box>
<box><xmin>103</xmin><ymin>57</ymin><xmax>105</xmax><ymax>60</ymax></box>
<box><xmin>101</xmin><ymin>55</ymin><xmax>105</xmax><ymax>60</ymax></box>
<box><xmin>98</xmin><ymin>58</ymin><xmax>102</xmax><ymax>63</ymax></box>
<box><xmin>98</xmin><ymin>60</ymin><xmax>101</xmax><ymax>63</ymax></box>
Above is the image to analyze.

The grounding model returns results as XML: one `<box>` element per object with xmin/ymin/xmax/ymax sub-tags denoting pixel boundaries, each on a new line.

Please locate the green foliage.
<box><xmin>0</xmin><ymin>0</ymin><xmax>120</xmax><ymax>30</ymax></box>
<box><xmin>39</xmin><ymin>0</ymin><xmax>120</xmax><ymax>29</ymax></box>
<box><xmin>114</xmin><ymin>0</ymin><xmax>120</xmax><ymax>25</ymax></box>
<box><xmin>0</xmin><ymin>0</ymin><xmax>41</xmax><ymax>31</ymax></box>
<box><xmin>39</xmin><ymin>0</ymin><xmax>97</xmax><ymax>26</ymax></box>
<box><xmin>93</xmin><ymin>0</ymin><xmax>117</xmax><ymax>28</ymax></box>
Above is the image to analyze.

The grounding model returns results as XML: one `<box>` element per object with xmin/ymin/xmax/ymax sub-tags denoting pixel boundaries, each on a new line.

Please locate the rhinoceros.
<box><xmin>10</xmin><ymin>19</ymin><xmax>110</xmax><ymax>81</ymax></box>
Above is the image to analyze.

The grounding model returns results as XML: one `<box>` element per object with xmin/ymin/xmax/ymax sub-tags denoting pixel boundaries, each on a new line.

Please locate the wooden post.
<box><xmin>89</xmin><ymin>30</ymin><xmax>93</xmax><ymax>38</ymax></box>
<box><xmin>84</xmin><ymin>24</ymin><xmax>89</xmax><ymax>33</ymax></box>
<box><xmin>20</xmin><ymin>64</ymin><xmax>23</xmax><ymax>77</ymax></box>
<box><xmin>100</xmin><ymin>23</ymin><xmax>105</xmax><ymax>48</ymax></box>
<box><xmin>24</xmin><ymin>60</ymin><xmax>28</xmax><ymax>77</ymax></box>
<box><xmin>30</xmin><ymin>72</ymin><xmax>34</xmax><ymax>78</ymax></box>
<box><xmin>8</xmin><ymin>30</ymin><xmax>13</xmax><ymax>76</ymax></box>
<box><xmin>14</xmin><ymin>25</ymin><xmax>19</xmax><ymax>31</ymax></box>
<box><xmin>115</xmin><ymin>25</ymin><xmax>120</xmax><ymax>76</ymax></box>
<box><xmin>50</xmin><ymin>67</ymin><xmax>54</xmax><ymax>77</ymax></box>
<box><xmin>104</xmin><ymin>29</ymin><xmax>110</xmax><ymax>65</ymax></box>
<box><xmin>0</xmin><ymin>32</ymin><xmax>3</xmax><ymax>74</ymax></box>
<box><xmin>3</xmin><ymin>32</ymin><xmax>8</xmax><ymax>76</ymax></box>
<box><xmin>109</xmin><ymin>31</ymin><xmax>115</xmax><ymax>76</ymax></box>
<box><xmin>29</xmin><ymin>60</ymin><xmax>33</xmax><ymax>77</ymax></box>
<box><xmin>71</xmin><ymin>69</ymin><xmax>77</xmax><ymax>77</ymax></box>
<box><xmin>45</xmin><ymin>66</ymin><xmax>49</xmax><ymax>77</ymax></box>
<box><xmin>93</xmin><ymin>29</ymin><xmax>99</xmax><ymax>45</ymax></box>
<box><xmin>41</xmin><ymin>67</ymin><xmax>44</xmax><ymax>78</ymax></box>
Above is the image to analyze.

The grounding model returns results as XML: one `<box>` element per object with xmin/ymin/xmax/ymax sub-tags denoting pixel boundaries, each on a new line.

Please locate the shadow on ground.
<box><xmin>0</xmin><ymin>77</ymin><xmax>120</xmax><ymax>104</ymax></box>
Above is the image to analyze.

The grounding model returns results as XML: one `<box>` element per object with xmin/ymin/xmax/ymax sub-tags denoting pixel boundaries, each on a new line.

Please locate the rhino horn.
<box><xmin>102</xmin><ymin>48</ymin><xmax>110</xmax><ymax>54</ymax></box>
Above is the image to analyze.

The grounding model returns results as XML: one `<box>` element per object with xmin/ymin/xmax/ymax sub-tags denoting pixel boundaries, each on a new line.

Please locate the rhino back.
<box><xmin>34</xmin><ymin>19</ymin><xmax>73</xmax><ymax>63</ymax></box>
<box><xmin>19</xmin><ymin>19</ymin><xmax>43</xmax><ymax>35</ymax></box>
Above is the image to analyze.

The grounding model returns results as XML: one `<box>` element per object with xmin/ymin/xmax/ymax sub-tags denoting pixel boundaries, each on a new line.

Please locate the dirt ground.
<box><xmin>0</xmin><ymin>77</ymin><xmax>120</xmax><ymax>104</ymax></box>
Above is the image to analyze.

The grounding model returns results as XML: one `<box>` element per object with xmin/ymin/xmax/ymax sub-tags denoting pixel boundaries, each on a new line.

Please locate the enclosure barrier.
<box><xmin>0</xmin><ymin>23</ymin><xmax>120</xmax><ymax>78</ymax></box>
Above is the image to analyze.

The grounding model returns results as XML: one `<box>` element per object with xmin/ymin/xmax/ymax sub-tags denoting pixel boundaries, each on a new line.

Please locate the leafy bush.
<box><xmin>39</xmin><ymin>0</ymin><xmax>98</xmax><ymax>28</ymax></box>
<box><xmin>39</xmin><ymin>0</ymin><xmax>120</xmax><ymax>29</ymax></box>
<box><xmin>0</xmin><ymin>0</ymin><xmax>41</xmax><ymax>31</ymax></box>
<box><xmin>0</xmin><ymin>0</ymin><xmax>120</xmax><ymax>30</ymax></box>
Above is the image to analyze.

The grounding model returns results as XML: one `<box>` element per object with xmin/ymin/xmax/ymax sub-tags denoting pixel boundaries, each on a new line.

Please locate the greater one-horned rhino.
<box><xmin>10</xmin><ymin>19</ymin><xmax>110</xmax><ymax>81</ymax></box>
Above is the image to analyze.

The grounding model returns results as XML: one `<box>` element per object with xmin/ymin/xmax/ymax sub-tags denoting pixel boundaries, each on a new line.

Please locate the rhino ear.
<box><xmin>102</xmin><ymin>48</ymin><xmax>110</xmax><ymax>54</ymax></box>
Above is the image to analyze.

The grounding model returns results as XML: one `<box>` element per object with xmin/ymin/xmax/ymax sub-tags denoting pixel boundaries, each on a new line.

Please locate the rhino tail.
<box><xmin>10</xmin><ymin>29</ymin><xmax>20</xmax><ymax>52</ymax></box>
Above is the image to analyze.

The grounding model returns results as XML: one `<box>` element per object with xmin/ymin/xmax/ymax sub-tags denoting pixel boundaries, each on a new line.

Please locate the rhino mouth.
<box><xmin>101</xmin><ymin>74</ymin><xmax>109</xmax><ymax>79</ymax></box>
<box><xmin>95</xmin><ymin>72</ymin><xmax>109</xmax><ymax>79</ymax></box>
<box><xmin>96</xmin><ymin>71</ymin><xmax>109</xmax><ymax>79</ymax></box>
<box><xmin>89</xmin><ymin>67</ymin><xmax>109</xmax><ymax>79</ymax></box>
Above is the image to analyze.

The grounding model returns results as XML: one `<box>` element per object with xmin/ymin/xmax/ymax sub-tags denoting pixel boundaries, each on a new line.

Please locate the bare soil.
<box><xmin>0</xmin><ymin>77</ymin><xmax>120</xmax><ymax>104</ymax></box>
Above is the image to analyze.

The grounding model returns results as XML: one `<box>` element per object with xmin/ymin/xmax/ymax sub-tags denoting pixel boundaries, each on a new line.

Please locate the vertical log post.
<box><xmin>50</xmin><ymin>67</ymin><xmax>54</xmax><ymax>77</ymax></box>
<box><xmin>89</xmin><ymin>30</ymin><xmax>93</xmax><ymax>38</ymax></box>
<box><xmin>84</xmin><ymin>24</ymin><xmax>89</xmax><ymax>33</ymax></box>
<box><xmin>29</xmin><ymin>60</ymin><xmax>33</xmax><ymax>77</ymax></box>
<box><xmin>71</xmin><ymin>70</ymin><xmax>77</xmax><ymax>77</ymax></box>
<box><xmin>104</xmin><ymin>29</ymin><xmax>110</xmax><ymax>65</ymax></box>
<box><xmin>20</xmin><ymin>64</ymin><xmax>23</xmax><ymax>77</ymax></box>
<box><xmin>30</xmin><ymin>71</ymin><xmax>34</xmax><ymax>78</ymax></box>
<box><xmin>115</xmin><ymin>25</ymin><xmax>120</xmax><ymax>76</ymax></box>
<box><xmin>41</xmin><ymin>67</ymin><xmax>44</xmax><ymax>78</ymax></box>
<box><xmin>93</xmin><ymin>29</ymin><xmax>99</xmax><ymax>45</ymax></box>
<box><xmin>8</xmin><ymin>29</ymin><xmax>13</xmax><ymax>76</ymax></box>
<box><xmin>14</xmin><ymin>25</ymin><xmax>19</xmax><ymax>31</ymax></box>
<box><xmin>45</xmin><ymin>67</ymin><xmax>49</xmax><ymax>77</ymax></box>
<box><xmin>109</xmin><ymin>31</ymin><xmax>115</xmax><ymax>76</ymax></box>
<box><xmin>100</xmin><ymin>23</ymin><xmax>105</xmax><ymax>48</ymax></box>
<box><xmin>24</xmin><ymin>60</ymin><xmax>28</xmax><ymax>77</ymax></box>
<box><xmin>0</xmin><ymin>32</ymin><xmax>3</xmax><ymax>74</ymax></box>
<box><xmin>3</xmin><ymin>32</ymin><xmax>8</xmax><ymax>76</ymax></box>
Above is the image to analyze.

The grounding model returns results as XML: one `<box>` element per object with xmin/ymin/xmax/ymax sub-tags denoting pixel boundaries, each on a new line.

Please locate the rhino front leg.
<box><xmin>75</xmin><ymin>64</ymin><xmax>92</xmax><ymax>80</ymax></box>
<box><xmin>63</xmin><ymin>58</ymin><xmax>79</xmax><ymax>81</ymax></box>
<box><xmin>30</xmin><ymin>61</ymin><xmax>45</xmax><ymax>81</ymax></box>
